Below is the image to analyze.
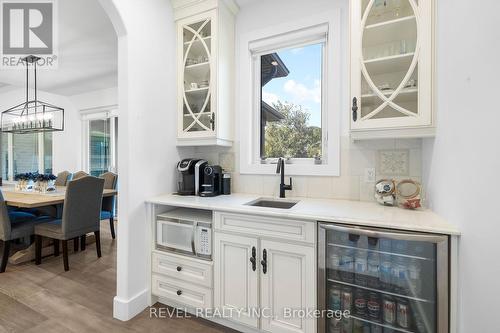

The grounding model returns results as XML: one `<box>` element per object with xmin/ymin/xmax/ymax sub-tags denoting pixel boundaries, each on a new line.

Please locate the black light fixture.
<box><xmin>1</xmin><ymin>55</ymin><xmax>64</xmax><ymax>134</ymax></box>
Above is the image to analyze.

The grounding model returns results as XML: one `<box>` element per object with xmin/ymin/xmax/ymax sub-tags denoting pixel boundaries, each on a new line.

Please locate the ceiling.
<box><xmin>0</xmin><ymin>0</ymin><xmax>117</xmax><ymax>96</ymax></box>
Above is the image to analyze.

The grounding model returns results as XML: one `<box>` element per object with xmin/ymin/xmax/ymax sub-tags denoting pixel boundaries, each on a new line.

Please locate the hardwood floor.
<box><xmin>0</xmin><ymin>220</ymin><xmax>237</xmax><ymax>333</ymax></box>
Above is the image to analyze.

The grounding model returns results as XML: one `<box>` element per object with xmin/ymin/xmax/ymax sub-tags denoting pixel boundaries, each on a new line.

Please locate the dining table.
<box><xmin>1</xmin><ymin>185</ymin><xmax>117</xmax><ymax>208</ymax></box>
<box><xmin>1</xmin><ymin>184</ymin><xmax>118</xmax><ymax>264</ymax></box>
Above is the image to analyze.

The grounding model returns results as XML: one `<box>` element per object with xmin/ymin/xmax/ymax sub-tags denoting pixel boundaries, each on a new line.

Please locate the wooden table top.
<box><xmin>1</xmin><ymin>185</ymin><xmax>117</xmax><ymax>208</ymax></box>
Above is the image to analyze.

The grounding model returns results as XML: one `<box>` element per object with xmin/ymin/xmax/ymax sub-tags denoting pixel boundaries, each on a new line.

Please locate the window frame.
<box><xmin>3</xmin><ymin>132</ymin><xmax>52</xmax><ymax>181</ymax></box>
<box><xmin>239</xmin><ymin>11</ymin><xmax>341</xmax><ymax>176</ymax></box>
<box><xmin>81</xmin><ymin>107</ymin><xmax>118</xmax><ymax>175</ymax></box>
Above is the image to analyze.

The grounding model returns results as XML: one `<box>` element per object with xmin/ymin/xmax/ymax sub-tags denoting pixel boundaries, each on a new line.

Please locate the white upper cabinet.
<box><xmin>350</xmin><ymin>0</ymin><xmax>435</xmax><ymax>140</ymax></box>
<box><xmin>172</xmin><ymin>0</ymin><xmax>237</xmax><ymax>146</ymax></box>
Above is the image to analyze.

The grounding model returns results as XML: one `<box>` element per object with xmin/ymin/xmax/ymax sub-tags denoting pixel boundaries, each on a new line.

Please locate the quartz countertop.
<box><xmin>147</xmin><ymin>193</ymin><xmax>460</xmax><ymax>235</ymax></box>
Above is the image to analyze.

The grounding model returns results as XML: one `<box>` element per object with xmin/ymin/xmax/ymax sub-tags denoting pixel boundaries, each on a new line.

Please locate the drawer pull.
<box><xmin>176</xmin><ymin>266</ymin><xmax>182</xmax><ymax>272</ymax></box>
<box><xmin>177</xmin><ymin>290</ymin><xmax>182</xmax><ymax>296</ymax></box>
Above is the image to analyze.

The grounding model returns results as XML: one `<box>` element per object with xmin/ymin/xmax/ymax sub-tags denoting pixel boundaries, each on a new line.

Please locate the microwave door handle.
<box><xmin>319</xmin><ymin>223</ymin><xmax>448</xmax><ymax>243</ymax></box>
<box><xmin>191</xmin><ymin>224</ymin><xmax>197</xmax><ymax>255</ymax></box>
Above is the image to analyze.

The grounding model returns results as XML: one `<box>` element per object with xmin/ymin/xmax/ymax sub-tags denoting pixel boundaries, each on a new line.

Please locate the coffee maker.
<box><xmin>176</xmin><ymin>159</ymin><xmax>207</xmax><ymax>195</ymax></box>
<box><xmin>199</xmin><ymin>165</ymin><xmax>223</xmax><ymax>197</ymax></box>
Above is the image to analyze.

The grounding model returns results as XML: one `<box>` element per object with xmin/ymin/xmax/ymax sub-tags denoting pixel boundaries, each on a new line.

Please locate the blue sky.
<box><xmin>262</xmin><ymin>43</ymin><xmax>323</xmax><ymax>127</ymax></box>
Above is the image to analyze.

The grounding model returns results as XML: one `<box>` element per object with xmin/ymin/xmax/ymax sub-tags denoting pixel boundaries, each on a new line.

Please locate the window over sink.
<box><xmin>239</xmin><ymin>13</ymin><xmax>342</xmax><ymax>176</ymax></box>
<box><xmin>260</xmin><ymin>43</ymin><xmax>324</xmax><ymax>161</ymax></box>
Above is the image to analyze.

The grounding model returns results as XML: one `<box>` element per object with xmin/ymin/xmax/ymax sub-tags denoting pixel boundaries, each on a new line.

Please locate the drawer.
<box><xmin>152</xmin><ymin>274</ymin><xmax>212</xmax><ymax>309</ymax></box>
<box><xmin>214</xmin><ymin>212</ymin><xmax>315</xmax><ymax>244</ymax></box>
<box><xmin>152</xmin><ymin>252</ymin><xmax>213</xmax><ymax>288</ymax></box>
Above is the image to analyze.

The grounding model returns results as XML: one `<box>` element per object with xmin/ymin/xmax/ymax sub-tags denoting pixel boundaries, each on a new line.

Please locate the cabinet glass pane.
<box><xmin>182</xmin><ymin>18</ymin><xmax>212</xmax><ymax>133</ymax></box>
<box><xmin>360</xmin><ymin>0</ymin><xmax>419</xmax><ymax>122</ymax></box>
<box><xmin>325</xmin><ymin>229</ymin><xmax>437</xmax><ymax>333</ymax></box>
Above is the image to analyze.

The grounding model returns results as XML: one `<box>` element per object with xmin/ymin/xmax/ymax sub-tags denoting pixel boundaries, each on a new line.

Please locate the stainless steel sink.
<box><xmin>245</xmin><ymin>198</ymin><xmax>299</xmax><ymax>209</ymax></box>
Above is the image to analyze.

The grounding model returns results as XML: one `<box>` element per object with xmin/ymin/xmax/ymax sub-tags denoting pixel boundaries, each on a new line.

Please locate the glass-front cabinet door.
<box><xmin>177</xmin><ymin>12</ymin><xmax>215</xmax><ymax>138</ymax></box>
<box><xmin>350</xmin><ymin>0</ymin><xmax>433</xmax><ymax>132</ymax></box>
<box><xmin>318</xmin><ymin>223</ymin><xmax>449</xmax><ymax>333</ymax></box>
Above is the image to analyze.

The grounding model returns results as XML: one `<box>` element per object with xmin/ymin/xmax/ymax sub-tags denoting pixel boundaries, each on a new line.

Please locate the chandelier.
<box><xmin>1</xmin><ymin>55</ymin><xmax>64</xmax><ymax>134</ymax></box>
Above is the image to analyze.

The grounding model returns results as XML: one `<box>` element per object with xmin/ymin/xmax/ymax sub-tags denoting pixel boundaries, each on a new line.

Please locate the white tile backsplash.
<box><xmin>190</xmin><ymin>136</ymin><xmax>422</xmax><ymax>202</ymax></box>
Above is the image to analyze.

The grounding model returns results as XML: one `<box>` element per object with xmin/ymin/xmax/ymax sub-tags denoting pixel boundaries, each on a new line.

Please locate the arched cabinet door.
<box><xmin>350</xmin><ymin>0</ymin><xmax>434</xmax><ymax>137</ymax></box>
<box><xmin>178</xmin><ymin>12</ymin><xmax>215</xmax><ymax>137</ymax></box>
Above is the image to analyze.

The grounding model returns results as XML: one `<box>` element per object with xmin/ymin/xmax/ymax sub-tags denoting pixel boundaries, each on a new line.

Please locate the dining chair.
<box><xmin>0</xmin><ymin>192</ymin><xmax>42</xmax><ymax>273</ymax></box>
<box><xmin>54</xmin><ymin>171</ymin><xmax>71</xmax><ymax>186</ymax></box>
<box><xmin>71</xmin><ymin>171</ymin><xmax>89</xmax><ymax>181</ymax></box>
<box><xmin>34</xmin><ymin>176</ymin><xmax>105</xmax><ymax>271</ymax></box>
<box><xmin>99</xmin><ymin>172</ymin><xmax>117</xmax><ymax>239</ymax></box>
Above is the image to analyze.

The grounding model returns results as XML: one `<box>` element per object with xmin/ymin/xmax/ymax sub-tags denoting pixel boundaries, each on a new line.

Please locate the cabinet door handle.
<box><xmin>352</xmin><ymin>97</ymin><xmax>358</xmax><ymax>122</ymax></box>
<box><xmin>176</xmin><ymin>290</ymin><xmax>182</xmax><ymax>296</ymax></box>
<box><xmin>261</xmin><ymin>249</ymin><xmax>267</xmax><ymax>274</ymax></box>
<box><xmin>210</xmin><ymin>112</ymin><xmax>215</xmax><ymax>130</ymax></box>
<box><xmin>176</xmin><ymin>266</ymin><xmax>182</xmax><ymax>272</ymax></box>
<box><xmin>250</xmin><ymin>246</ymin><xmax>257</xmax><ymax>271</ymax></box>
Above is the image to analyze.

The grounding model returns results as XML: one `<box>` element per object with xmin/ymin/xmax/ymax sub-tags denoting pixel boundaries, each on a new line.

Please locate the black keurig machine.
<box><xmin>176</xmin><ymin>158</ymin><xmax>207</xmax><ymax>195</ymax></box>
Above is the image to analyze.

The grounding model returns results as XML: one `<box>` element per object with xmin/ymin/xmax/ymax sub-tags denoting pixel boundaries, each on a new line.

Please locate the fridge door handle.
<box><xmin>319</xmin><ymin>223</ymin><xmax>448</xmax><ymax>243</ymax></box>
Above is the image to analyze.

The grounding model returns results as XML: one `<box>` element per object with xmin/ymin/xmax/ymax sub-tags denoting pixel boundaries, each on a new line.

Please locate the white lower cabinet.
<box><xmin>260</xmin><ymin>240</ymin><xmax>316</xmax><ymax>333</ymax></box>
<box><xmin>214</xmin><ymin>213</ymin><xmax>317</xmax><ymax>333</ymax></box>
<box><xmin>214</xmin><ymin>232</ymin><xmax>259</xmax><ymax>328</ymax></box>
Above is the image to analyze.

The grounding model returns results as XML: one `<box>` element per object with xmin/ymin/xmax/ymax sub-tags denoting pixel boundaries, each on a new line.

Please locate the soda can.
<box><xmin>342</xmin><ymin>287</ymin><xmax>353</xmax><ymax>312</ymax></box>
<box><xmin>354</xmin><ymin>289</ymin><xmax>367</xmax><ymax>317</ymax></box>
<box><xmin>367</xmin><ymin>292</ymin><xmax>381</xmax><ymax>321</ymax></box>
<box><xmin>382</xmin><ymin>295</ymin><xmax>396</xmax><ymax>325</ymax></box>
<box><xmin>396</xmin><ymin>298</ymin><xmax>410</xmax><ymax>329</ymax></box>
<box><xmin>329</xmin><ymin>287</ymin><xmax>342</xmax><ymax>312</ymax></box>
<box><xmin>341</xmin><ymin>287</ymin><xmax>353</xmax><ymax>333</ymax></box>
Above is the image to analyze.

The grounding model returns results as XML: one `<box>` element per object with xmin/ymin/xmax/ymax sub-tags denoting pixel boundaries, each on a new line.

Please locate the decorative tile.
<box><xmin>377</xmin><ymin>149</ymin><xmax>409</xmax><ymax>176</ymax></box>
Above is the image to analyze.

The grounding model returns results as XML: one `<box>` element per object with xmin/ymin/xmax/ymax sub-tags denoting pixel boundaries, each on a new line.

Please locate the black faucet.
<box><xmin>276</xmin><ymin>157</ymin><xmax>292</xmax><ymax>198</ymax></box>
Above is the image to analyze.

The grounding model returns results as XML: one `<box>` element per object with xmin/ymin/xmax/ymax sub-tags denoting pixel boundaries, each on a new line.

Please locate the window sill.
<box><xmin>240</xmin><ymin>162</ymin><xmax>339</xmax><ymax>177</ymax></box>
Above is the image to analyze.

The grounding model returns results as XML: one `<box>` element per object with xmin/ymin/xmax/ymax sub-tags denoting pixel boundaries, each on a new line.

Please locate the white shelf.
<box><xmin>183</xmin><ymin>112</ymin><xmax>211</xmax><ymax>117</ymax></box>
<box><xmin>157</xmin><ymin>207</ymin><xmax>212</xmax><ymax>224</ymax></box>
<box><xmin>183</xmin><ymin>36</ymin><xmax>212</xmax><ymax>46</ymax></box>
<box><xmin>365</xmin><ymin>15</ymin><xmax>416</xmax><ymax>30</ymax></box>
<box><xmin>185</xmin><ymin>61</ymin><xmax>209</xmax><ymax>69</ymax></box>
<box><xmin>185</xmin><ymin>86</ymin><xmax>209</xmax><ymax>93</ymax></box>
<box><xmin>364</xmin><ymin>53</ymin><xmax>415</xmax><ymax>75</ymax></box>
<box><xmin>364</xmin><ymin>16</ymin><xmax>417</xmax><ymax>48</ymax></box>
<box><xmin>361</xmin><ymin>87</ymin><xmax>418</xmax><ymax>105</ymax></box>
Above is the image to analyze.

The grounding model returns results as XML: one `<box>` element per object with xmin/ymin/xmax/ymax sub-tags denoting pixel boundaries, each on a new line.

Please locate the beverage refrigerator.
<box><xmin>318</xmin><ymin>223</ymin><xmax>449</xmax><ymax>333</ymax></box>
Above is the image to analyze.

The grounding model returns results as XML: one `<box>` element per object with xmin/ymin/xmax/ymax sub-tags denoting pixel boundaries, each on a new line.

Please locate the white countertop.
<box><xmin>147</xmin><ymin>193</ymin><xmax>460</xmax><ymax>235</ymax></box>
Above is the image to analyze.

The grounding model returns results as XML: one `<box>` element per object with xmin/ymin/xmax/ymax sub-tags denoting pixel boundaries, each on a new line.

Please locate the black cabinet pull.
<box><xmin>250</xmin><ymin>246</ymin><xmax>256</xmax><ymax>271</ymax></box>
<box><xmin>176</xmin><ymin>266</ymin><xmax>182</xmax><ymax>272</ymax></box>
<box><xmin>352</xmin><ymin>97</ymin><xmax>358</xmax><ymax>122</ymax></box>
<box><xmin>176</xmin><ymin>290</ymin><xmax>182</xmax><ymax>296</ymax></box>
<box><xmin>261</xmin><ymin>249</ymin><xmax>267</xmax><ymax>274</ymax></box>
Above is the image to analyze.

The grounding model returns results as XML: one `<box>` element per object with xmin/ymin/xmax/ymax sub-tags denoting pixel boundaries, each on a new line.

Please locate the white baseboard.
<box><xmin>113</xmin><ymin>289</ymin><xmax>150</xmax><ymax>321</ymax></box>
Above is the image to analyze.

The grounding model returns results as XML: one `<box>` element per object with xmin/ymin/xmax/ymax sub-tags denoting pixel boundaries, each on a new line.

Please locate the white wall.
<box><xmin>0</xmin><ymin>88</ymin><xmax>82</xmax><ymax>174</ymax></box>
<box><xmin>193</xmin><ymin>0</ymin><xmax>423</xmax><ymax>202</ymax></box>
<box><xmin>422</xmin><ymin>0</ymin><xmax>500</xmax><ymax>332</ymax></box>
<box><xmin>101</xmin><ymin>0</ymin><xmax>180</xmax><ymax>321</ymax></box>
<box><xmin>70</xmin><ymin>87</ymin><xmax>118</xmax><ymax>111</ymax></box>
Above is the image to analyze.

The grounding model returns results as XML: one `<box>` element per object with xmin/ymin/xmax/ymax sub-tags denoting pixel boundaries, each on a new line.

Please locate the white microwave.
<box><xmin>156</xmin><ymin>213</ymin><xmax>212</xmax><ymax>260</ymax></box>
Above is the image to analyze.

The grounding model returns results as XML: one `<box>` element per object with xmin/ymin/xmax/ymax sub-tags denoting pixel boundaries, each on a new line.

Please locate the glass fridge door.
<box><xmin>318</xmin><ymin>223</ymin><xmax>448</xmax><ymax>333</ymax></box>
